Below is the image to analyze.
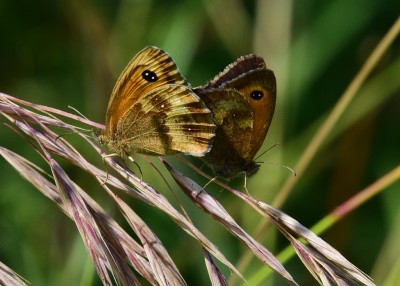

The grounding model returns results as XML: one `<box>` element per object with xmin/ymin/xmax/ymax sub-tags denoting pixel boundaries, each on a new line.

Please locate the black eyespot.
<box><xmin>142</xmin><ymin>70</ymin><xmax>158</xmax><ymax>82</ymax></box>
<box><xmin>250</xmin><ymin>90</ymin><xmax>263</xmax><ymax>100</ymax></box>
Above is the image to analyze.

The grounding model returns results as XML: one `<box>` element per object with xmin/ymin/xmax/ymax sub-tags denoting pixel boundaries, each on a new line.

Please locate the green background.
<box><xmin>0</xmin><ymin>0</ymin><xmax>399</xmax><ymax>285</ymax></box>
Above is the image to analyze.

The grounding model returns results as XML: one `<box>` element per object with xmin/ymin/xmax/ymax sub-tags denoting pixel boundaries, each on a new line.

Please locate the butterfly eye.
<box><xmin>142</xmin><ymin>70</ymin><xmax>158</xmax><ymax>82</ymax></box>
<box><xmin>250</xmin><ymin>90</ymin><xmax>263</xmax><ymax>100</ymax></box>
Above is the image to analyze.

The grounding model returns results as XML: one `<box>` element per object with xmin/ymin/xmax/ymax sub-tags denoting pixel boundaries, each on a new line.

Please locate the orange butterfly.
<box><xmin>99</xmin><ymin>47</ymin><xmax>216</xmax><ymax>158</ymax></box>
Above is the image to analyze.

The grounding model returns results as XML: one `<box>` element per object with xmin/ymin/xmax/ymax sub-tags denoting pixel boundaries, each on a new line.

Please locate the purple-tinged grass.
<box><xmin>204</xmin><ymin>249</ymin><xmax>228</xmax><ymax>286</ymax></box>
<box><xmin>0</xmin><ymin>93</ymin><xmax>239</xmax><ymax>285</ymax></box>
<box><xmin>164</xmin><ymin>159</ymin><xmax>375</xmax><ymax>286</ymax></box>
<box><xmin>0</xmin><ymin>261</ymin><xmax>27</xmax><ymax>286</ymax></box>
<box><xmin>163</xmin><ymin>160</ymin><xmax>297</xmax><ymax>286</ymax></box>
<box><xmin>0</xmin><ymin>92</ymin><xmax>377</xmax><ymax>285</ymax></box>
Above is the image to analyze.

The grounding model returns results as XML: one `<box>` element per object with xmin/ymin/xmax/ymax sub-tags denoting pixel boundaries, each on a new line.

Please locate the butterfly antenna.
<box><xmin>128</xmin><ymin>155</ymin><xmax>143</xmax><ymax>180</ymax></box>
<box><xmin>253</xmin><ymin>142</ymin><xmax>280</xmax><ymax>162</ymax></box>
<box><xmin>203</xmin><ymin>177</ymin><xmax>217</xmax><ymax>189</ymax></box>
<box><xmin>67</xmin><ymin>105</ymin><xmax>96</xmax><ymax>134</ymax></box>
<box><xmin>55</xmin><ymin>128</ymin><xmax>94</xmax><ymax>143</ymax></box>
<box><xmin>55</xmin><ymin>106</ymin><xmax>94</xmax><ymax>142</ymax></box>
<box><xmin>55</xmin><ymin>131</ymin><xmax>76</xmax><ymax>143</ymax></box>
<box><xmin>258</xmin><ymin>161</ymin><xmax>296</xmax><ymax>176</ymax></box>
<box><xmin>253</xmin><ymin>142</ymin><xmax>296</xmax><ymax>176</ymax></box>
<box><xmin>68</xmin><ymin>105</ymin><xmax>90</xmax><ymax>120</ymax></box>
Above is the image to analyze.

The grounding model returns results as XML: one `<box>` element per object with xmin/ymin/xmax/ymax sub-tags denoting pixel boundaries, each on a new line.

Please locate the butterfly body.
<box><xmin>195</xmin><ymin>55</ymin><xmax>276</xmax><ymax>178</ymax></box>
<box><xmin>99</xmin><ymin>47</ymin><xmax>216</xmax><ymax>157</ymax></box>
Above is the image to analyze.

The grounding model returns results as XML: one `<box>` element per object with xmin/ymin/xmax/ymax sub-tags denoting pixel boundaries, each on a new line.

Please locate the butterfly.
<box><xmin>98</xmin><ymin>46</ymin><xmax>216</xmax><ymax>158</ymax></box>
<box><xmin>194</xmin><ymin>54</ymin><xmax>276</xmax><ymax>178</ymax></box>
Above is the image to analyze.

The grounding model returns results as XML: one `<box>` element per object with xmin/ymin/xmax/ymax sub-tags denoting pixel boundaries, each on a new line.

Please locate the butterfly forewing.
<box><xmin>105</xmin><ymin>47</ymin><xmax>188</xmax><ymax>136</ymax></box>
<box><xmin>195</xmin><ymin>54</ymin><xmax>276</xmax><ymax>177</ymax></box>
<box><xmin>196</xmin><ymin>88</ymin><xmax>255</xmax><ymax>177</ymax></box>
<box><xmin>219</xmin><ymin>68</ymin><xmax>276</xmax><ymax>158</ymax></box>
<box><xmin>115</xmin><ymin>84</ymin><xmax>215</xmax><ymax>156</ymax></box>
<box><xmin>100</xmin><ymin>46</ymin><xmax>216</xmax><ymax>157</ymax></box>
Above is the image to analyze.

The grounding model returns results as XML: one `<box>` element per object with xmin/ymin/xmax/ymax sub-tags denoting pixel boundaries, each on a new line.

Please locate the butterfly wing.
<box><xmin>104</xmin><ymin>47</ymin><xmax>189</xmax><ymax>137</ymax></box>
<box><xmin>195</xmin><ymin>54</ymin><xmax>276</xmax><ymax>177</ymax></box>
<box><xmin>101</xmin><ymin>46</ymin><xmax>216</xmax><ymax>156</ymax></box>
<box><xmin>219</xmin><ymin>68</ymin><xmax>276</xmax><ymax>160</ymax></box>
<box><xmin>195</xmin><ymin>87</ymin><xmax>255</xmax><ymax>177</ymax></box>
<box><xmin>114</xmin><ymin>84</ymin><xmax>215</xmax><ymax>156</ymax></box>
<box><xmin>204</xmin><ymin>54</ymin><xmax>267</xmax><ymax>89</ymax></box>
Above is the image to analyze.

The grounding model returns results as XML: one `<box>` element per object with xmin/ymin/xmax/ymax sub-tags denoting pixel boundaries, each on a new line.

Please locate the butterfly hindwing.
<box><xmin>115</xmin><ymin>84</ymin><xmax>215</xmax><ymax>156</ymax></box>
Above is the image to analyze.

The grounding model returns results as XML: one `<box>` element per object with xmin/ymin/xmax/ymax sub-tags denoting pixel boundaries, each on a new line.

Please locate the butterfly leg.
<box><xmin>203</xmin><ymin>177</ymin><xmax>217</xmax><ymax>189</ymax></box>
<box><xmin>127</xmin><ymin>155</ymin><xmax>143</xmax><ymax>180</ymax></box>
<box><xmin>243</xmin><ymin>173</ymin><xmax>250</xmax><ymax>195</ymax></box>
<box><xmin>100</xmin><ymin>153</ymin><xmax>119</xmax><ymax>185</ymax></box>
<box><xmin>194</xmin><ymin>177</ymin><xmax>217</xmax><ymax>199</ymax></box>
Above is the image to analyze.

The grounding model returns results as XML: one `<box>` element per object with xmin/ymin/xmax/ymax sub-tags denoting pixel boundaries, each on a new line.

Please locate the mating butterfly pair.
<box><xmin>98</xmin><ymin>46</ymin><xmax>276</xmax><ymax>178</ymax></box>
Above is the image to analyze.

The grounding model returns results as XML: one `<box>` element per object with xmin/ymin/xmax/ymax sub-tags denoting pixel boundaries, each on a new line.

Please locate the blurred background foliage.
<box><xmin>0</xmin><ymin>0</ymin><xmax>399</xmax><ymax>285</ymax></box>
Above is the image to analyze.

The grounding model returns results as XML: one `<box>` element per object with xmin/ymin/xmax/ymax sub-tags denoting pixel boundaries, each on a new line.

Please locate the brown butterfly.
<box><xmin>194</xmin><ymin>54</ymin><xmax>276</xmax><ymax>178</ymax></box>
<box><xmin>98</xmin><ymin>46</ymin><xmax>216</xmax><ymax>158</ymax></box>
